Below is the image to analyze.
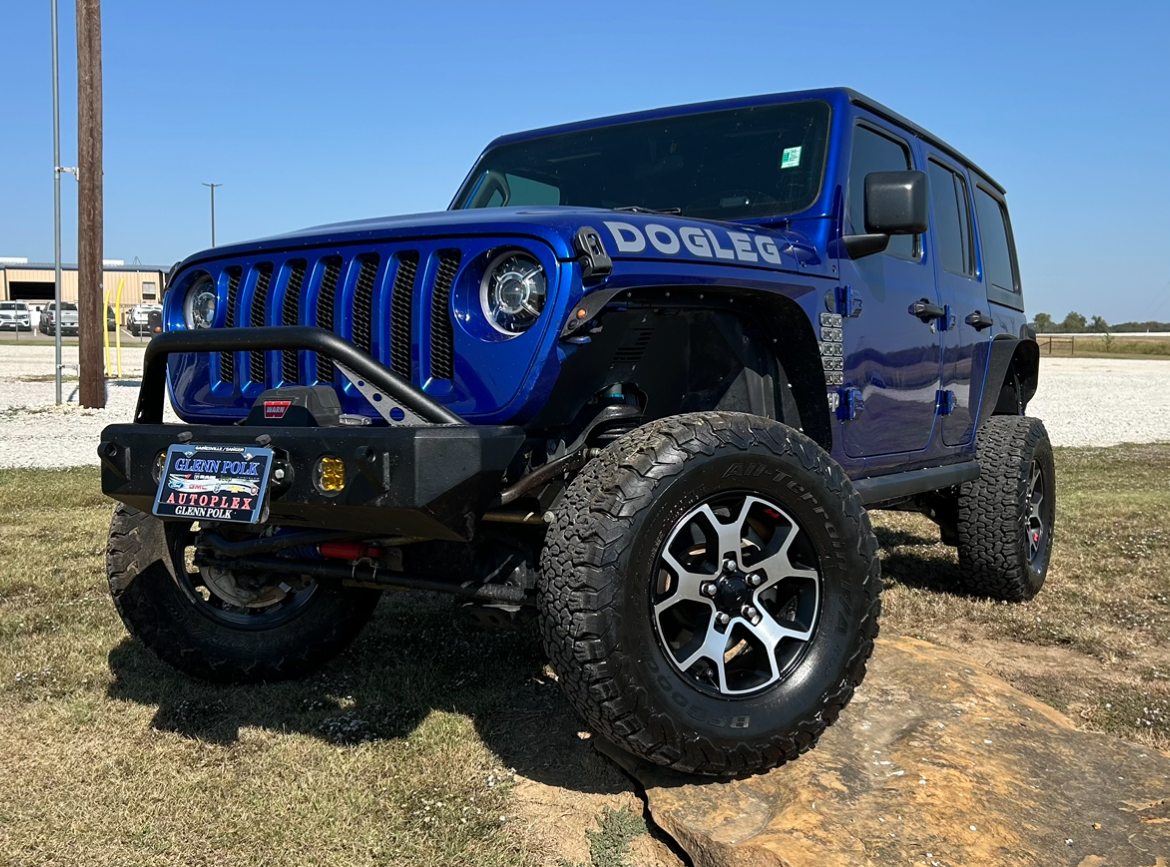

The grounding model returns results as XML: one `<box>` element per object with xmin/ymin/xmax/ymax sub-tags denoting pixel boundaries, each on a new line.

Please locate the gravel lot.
<box><xmin>0</xmin><ymin>347</ymin><xmax>1166</xmax><ymax>469</ymax></box>
<box><xmin>1028</xmin><ymin>357</ymin><xmax>1170</xmax><ymax>448</ymax></box>
<box><xmin>0</xmin><ymin>345</ymin><xmax>176</xmax><ymax>470</ymax></box>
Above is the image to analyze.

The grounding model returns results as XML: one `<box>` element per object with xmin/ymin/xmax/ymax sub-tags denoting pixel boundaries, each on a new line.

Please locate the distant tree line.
<box><xmin>1028</xmin><ymin>312</ymin><xmax>1170</xmax><ymax>333</ymax></box>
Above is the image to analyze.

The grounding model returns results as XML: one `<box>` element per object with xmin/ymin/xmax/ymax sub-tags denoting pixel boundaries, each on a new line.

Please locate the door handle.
<box><xmin>965</xmin><ymin>310</ymin><xmax>994</xmax><ymax>331</ymax></box>
<box><xmin>909</xmin><ymin>299</ymin><xmax>946</xmax><ymax>323</ymax></box>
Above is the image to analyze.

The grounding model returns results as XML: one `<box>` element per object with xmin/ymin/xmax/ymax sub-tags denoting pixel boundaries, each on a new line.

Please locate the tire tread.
<box><xmin>107</xmin><ymin>504</ymin><xmax>379</xmax><ymax>683</ymax></box>
<box><xmin>538</xmin><ymin>411</ymin><xmax>880</xmax><ymax>776</ymax></box>
<box><xmin>956</xmin><ymin>415</ymin><xmax>1055</xmax><ymax>601</ymax></box>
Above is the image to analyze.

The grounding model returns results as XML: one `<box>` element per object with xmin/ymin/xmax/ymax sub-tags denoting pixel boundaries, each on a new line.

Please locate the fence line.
<box><xmin>1038</xmin><ymin>336</ymin><xmax>1075</xmax><ymax>357</ymax></box>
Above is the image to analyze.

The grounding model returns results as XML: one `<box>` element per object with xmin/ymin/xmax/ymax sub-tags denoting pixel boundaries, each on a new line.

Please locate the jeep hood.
<box><xmin>177</xmin><ymin>207</ymin><xmax>815</xmax><ymax>276</ymax></box>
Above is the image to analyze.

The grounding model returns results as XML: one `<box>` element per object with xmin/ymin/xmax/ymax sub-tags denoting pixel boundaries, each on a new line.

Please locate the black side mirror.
<box><xmin>837</xmin><ymin>169</ymin><xmax>929</xmax><ymax>259</ymax></box>
<box><xmin>865</xmin><ymin>170</ymin><xmax>928</xmax><ymax>235</ymax></box>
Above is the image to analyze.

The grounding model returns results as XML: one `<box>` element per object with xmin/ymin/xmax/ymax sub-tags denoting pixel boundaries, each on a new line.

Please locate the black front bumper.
<box><xmin>100</xmin><ymin>326</ymin><xmax>525</xmax><ymax>542</ymax></box>
<box><xmin>100</xmin><ymin>422</ymin><xmax>525</xmax><ymax>541</ymax></box>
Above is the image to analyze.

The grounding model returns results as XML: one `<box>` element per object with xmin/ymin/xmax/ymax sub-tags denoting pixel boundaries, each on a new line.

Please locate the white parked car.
<box><xmin>0</xmin><ymin>300</ymin><xmax>33</xmax><ymax>332</ymax></box>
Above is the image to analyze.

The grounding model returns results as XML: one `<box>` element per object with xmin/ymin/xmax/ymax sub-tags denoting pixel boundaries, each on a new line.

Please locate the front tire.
<box><xmin>106</xmin><ymin>504</ymin><xmax>381</xmax><ymax>683</ymax></box>
<box><xmin>538</xmin><ymin>412</ymin><xmax>881</xmax><ymax>776</ymax></box>
<box><xmin>956</xmin><ymin>416</ymin><xmax>1056</xmax><ymax>601</ymax></box>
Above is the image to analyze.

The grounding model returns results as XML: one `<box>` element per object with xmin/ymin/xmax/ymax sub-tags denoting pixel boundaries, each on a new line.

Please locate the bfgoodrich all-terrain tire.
<box><xmin>107</xmin><ymin>504</ymin><xmax>381</xmax><ymax>683</ymax></box>
<box><xmin>957</xmin><ymin>416</ymin><xmax>1055</xmax><ymax>601</ymax></box>
<box><xmin>538</xmin><ymin>412</ymin><xmax>881</xmax><ymax>776</ymax></box>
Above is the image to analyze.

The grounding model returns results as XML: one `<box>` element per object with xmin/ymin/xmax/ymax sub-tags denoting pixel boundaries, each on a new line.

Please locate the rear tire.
<box><xmin>107</xmin><ymin>504</ymin><xmax>381</xmax><ymax>683</ymax></box>
<box><xmin>538</xmin><ymin>412</ymin><xmax>880</xmax><ymax>776</ymax></box>
<box><xmin>956</xmin><ymin>416</ymin><xmax>1055</xmax><ymax>601</ymax></box>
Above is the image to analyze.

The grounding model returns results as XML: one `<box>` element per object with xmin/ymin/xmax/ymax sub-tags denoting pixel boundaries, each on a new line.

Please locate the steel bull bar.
<box><xmin>132</xmin><ymin>326</ymin><xmax>467</xmax><ymax>425</ymax></box>
<box><xmin>101</xmin><ymin>327</ymin><xmax>525</xmax><ymax>541</ymax></box>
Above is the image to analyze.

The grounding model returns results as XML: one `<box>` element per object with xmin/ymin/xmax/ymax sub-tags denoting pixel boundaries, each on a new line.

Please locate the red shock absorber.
<box><xmin>318</xmin><ymin>541</ymin><xmax>382</xmax><ymax>561</ymax></box>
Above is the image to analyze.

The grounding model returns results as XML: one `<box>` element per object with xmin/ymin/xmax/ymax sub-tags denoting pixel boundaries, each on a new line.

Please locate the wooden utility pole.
<box><xmin>76</xmin><ymin>0</ymin><xmax>104</xmax><ymax>408</ymax></box>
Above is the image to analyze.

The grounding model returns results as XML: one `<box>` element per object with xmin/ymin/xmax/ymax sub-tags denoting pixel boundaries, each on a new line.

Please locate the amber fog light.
<box><xmin>152</xmin><ymin>450</ymin><xmax>167</xmax><ymax>483</ymax></box>
<box><xmin>314</xmin><ymin>455</ymin><xmax>346</xmax><ymax>494</ymax></box>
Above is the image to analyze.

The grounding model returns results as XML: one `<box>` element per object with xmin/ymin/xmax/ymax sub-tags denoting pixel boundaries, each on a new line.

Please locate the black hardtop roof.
<box><xmin>842</xmin><ymin>88</ymin><xmax>1005</xmax><ymax>194</ymax></box>
<box><xmin>487</xmin><ymin>87</ymin><xmax>1005</xmax><ymax>195</ymax></box>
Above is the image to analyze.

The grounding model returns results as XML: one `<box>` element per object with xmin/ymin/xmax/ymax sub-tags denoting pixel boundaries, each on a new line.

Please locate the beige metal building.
<box><xmin>0</xmin><ymin>258</ymin><xmax>168</xmax><ymax>312</ymax></box>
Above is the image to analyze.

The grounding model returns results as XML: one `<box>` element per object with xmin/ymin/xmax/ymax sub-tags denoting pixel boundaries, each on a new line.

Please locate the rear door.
<box><xmin>923</xmin><ymin>150</ymin><xmax>989</xmax><ymax>445</ymax></box>
<box><xmin>838</xmin><ymin>120</ymin><xmax>941</xmax><ymax>459</ymax></box>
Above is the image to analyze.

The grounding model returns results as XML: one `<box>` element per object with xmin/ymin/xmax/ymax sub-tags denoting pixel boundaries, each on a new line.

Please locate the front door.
<box><xmin>839</xmin><ymin>121</ymin><xmax>941</xmax><ymax>459</ymax></box>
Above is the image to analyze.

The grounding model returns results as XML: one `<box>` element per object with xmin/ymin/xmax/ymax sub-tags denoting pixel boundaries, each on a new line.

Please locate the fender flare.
<box><xmin>738</xmin><ymin>292</ymin><xmax>833</xmax><ymax>451</ymax></box>
<box><xmin>539</xmin><ymin>284</ymin><xmax>833</xmax><ymax>451</ymax></box>
<box><xmin>975</xmin><ymin>334</ymin><xmax>1040</xmax><ymax>430</ymax></box>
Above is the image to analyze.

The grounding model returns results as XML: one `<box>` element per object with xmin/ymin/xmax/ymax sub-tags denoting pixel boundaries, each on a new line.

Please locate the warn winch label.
<box><xmin>602</xmin><ymin>221</ymin><xmax>785</xmax><ymax>265</ymax></box>
<box><xmin>152</xmin><ymin>443</ymin><xmax>273</xmax><ymax>524</ymax></box>
<box><xmin>264</xmin><ymin>400</ymin><xmax>292</xmax><ymax>419</ymax></box>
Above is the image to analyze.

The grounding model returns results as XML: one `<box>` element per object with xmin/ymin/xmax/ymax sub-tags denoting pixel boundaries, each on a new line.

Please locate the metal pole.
<box><xmin>51</xmin><ymin>0</ymin><xmax>62</xmax><ymax>405</ymax></box>
<box><xmin>202</xmin><ymin>182</ymin><xmax>221</xmax><ymax>247</ymax></box>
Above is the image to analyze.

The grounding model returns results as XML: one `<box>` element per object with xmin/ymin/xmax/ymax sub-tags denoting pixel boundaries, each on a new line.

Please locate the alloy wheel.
<box><xmin>651</xmin><ymin>492</ymin><xmax>822</xmax><ymax>697</ymax></box>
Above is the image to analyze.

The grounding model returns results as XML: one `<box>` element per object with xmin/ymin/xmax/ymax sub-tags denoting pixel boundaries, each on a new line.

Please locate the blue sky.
<box><xmin>2</xmin><ymin>0</ymin><xmax>1168</xmax><ymax>323</ymax></box>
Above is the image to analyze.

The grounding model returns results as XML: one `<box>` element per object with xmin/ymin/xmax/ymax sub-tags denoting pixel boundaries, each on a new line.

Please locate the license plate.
<box><xmin>152</xmin><ymin>443</ymin><xmax>274</xmax><ymax>524</ymax></box>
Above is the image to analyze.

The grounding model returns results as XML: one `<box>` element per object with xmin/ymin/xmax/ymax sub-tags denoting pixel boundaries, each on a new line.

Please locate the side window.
<box><xmin>927</xmin><ymin>161</ymin><xmax>973</xmax><ymax>276</ymax></box>
<box><xmin>974</xmin><ymin>188</ymin><xmax>1019</xmax><ymax>294</ymax></box>
<box><xmin>848</xmin><ymin>125</ymin><xmax>918</xmax><ymax>260</ymax></box>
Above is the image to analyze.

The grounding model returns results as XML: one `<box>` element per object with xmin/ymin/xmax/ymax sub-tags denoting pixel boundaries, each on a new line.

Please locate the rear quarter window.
<box><xmin>974</xmin><ymin>187</ymin><xmax>1021</xmax><ymax>305</ymax></box>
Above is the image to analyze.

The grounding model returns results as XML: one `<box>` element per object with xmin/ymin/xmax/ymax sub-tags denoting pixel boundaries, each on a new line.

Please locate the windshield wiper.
<box><xmin>611</xmin><ymin>205</ymin><xmax>683</xmax><ymax>215</ymax></box>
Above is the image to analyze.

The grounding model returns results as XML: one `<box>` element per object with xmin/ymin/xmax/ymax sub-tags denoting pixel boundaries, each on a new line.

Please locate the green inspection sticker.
<box><xmin>781</xmin><ymin>146</ymin><xmax>803</xmax><ymax>169</ymax></box>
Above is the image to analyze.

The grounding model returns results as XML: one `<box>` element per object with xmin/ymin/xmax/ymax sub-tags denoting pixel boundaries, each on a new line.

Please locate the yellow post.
<box><xmin>114</xmin><ymin>278</ymin><xmax>125</xmax><ymax>378</ymax></box>
<box><xmin>103</xmin><ymin>283</ymin><xmax>112</xmax><ymax>375</ymax></box>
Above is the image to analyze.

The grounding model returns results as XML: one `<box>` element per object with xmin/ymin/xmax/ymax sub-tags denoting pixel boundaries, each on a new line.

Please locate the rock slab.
<box><xmin>625</xmin><ymin>637</ymin><xmax>1170</xmax><ymax>867</ymax></box>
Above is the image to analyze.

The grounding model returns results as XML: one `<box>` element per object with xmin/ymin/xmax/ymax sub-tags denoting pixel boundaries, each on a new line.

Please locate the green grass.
<box><xmin>0</xmin><ymin>469</ymin><xmax>588</xmax><ymax>866</ymax></box>
<box><xmin>0</xmin><ymin>444</ymin><xmax>1168</xmax><ymax>863</ymax></box>
<box><xmin>1078</xmin><ymin>337</ymin><xmax>1170</xmax><ymax>356</ymax></box>
<box><xmin>1038</xmin><ymin>335</ymin><xmax>1170</xmax><ymax>359</ymax></box>
<box><xmin>1064</xmin><ymin>351</ymin><xmax>1170</xmax><ymax>361</ymax></box>
<box><xmin>562</xmin><ymin>808</ymin><xmax>648</xmax><ymax>867</ymax></box>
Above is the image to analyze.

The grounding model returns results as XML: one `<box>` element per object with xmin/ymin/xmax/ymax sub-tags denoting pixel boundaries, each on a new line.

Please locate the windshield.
<box><xmin>0</xmin><ymin>302</ymin><xmax>21</xmax><ymax>310</ymax></box>
<box><xmin>453</xmin><ymin>100</ymin><xmax>830</xmax><ymax>221</ymax></box>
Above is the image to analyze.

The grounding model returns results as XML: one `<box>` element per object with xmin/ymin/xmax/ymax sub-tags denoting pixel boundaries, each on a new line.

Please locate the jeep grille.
<box><xmin>200</xmin><ymin>247</ymin><xmax>468</xmax><ymax>393</ymax></box>
<box><xmin>219</xmin><ymin>267</ymin><xmax>242</xmax><ymax>382</ymax></box>
<box><xmin>280</xmin><ymin>260</ymin><xmax>307</xmax><ymax>381</ymax></box>
<box><xmin>428</xmin><ymin>250</ymin><xmax>461</xmax><ymax>381</ymax></box>
<box><xmin>389</xmin><ymin>251</ymin><xmax>419</xmax><ymax>380</ymax></box>
<box><xmin>249</xmin><ymin>263</ymin><xmax>274</xmax><ymax>383</ymax></box>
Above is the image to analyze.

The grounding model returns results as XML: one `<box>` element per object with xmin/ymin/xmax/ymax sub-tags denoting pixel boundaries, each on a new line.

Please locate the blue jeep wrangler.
<box><xmin>99</xmin><ymin>88</ymin><xmax>1053</xmax><ymax>776</ymax></box>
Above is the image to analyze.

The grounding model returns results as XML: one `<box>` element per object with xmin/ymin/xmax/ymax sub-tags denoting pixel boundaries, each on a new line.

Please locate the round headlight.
<box><xmin>184</xmin><ymin>277</ymin><xmax>217</xmax><ymax>330</ymax></box>
<box><xmin>480</xmin><ymin>251</ymin><xmax>547</xmax><ymax>335</ymax></box>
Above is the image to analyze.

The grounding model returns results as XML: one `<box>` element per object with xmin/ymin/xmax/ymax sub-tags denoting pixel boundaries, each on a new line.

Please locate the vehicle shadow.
<box><xmin>105</xmin><ymin>593</ymin><xmax>630</xmax><ymax>795</ymax></box>
<box><xmin>873</xmin><ymin>524</ymin><xmax>972</xmax><ymax>596</ymax></box>
<box><xmin>106</xmin><ymin>535</ymin><xmax>977</xmax><ymax>794</ymax></box>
